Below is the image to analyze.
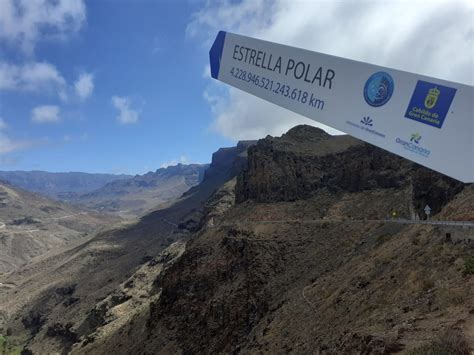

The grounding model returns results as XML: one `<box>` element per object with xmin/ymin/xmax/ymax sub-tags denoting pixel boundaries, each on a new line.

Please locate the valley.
<box><xmin>0</xmin><ymin>181</ymin><xmax>121</xmax><ymax>273</ymax></box>
<box><xmin>0</xmin><ymin>126</ymin><xmax>471</xmax><ymax>354</ymax></box>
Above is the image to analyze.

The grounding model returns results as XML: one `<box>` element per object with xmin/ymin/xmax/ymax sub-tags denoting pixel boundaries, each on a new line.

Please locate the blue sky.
<box><xmin>0</xmin><ymin>0</ymin><xmax>472</xmax><ymax>175</ymax></box>
<box><xmin>0</xmin><ymin>0</ymin><xmax>233</xmax><ymax>174</ymax></box>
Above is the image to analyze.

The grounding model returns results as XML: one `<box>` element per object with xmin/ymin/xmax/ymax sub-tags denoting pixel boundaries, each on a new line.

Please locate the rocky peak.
<box><xmin>202</xmin><ymin>140</ymin><xmax>256</xmax><ymax>183</ymax></box>
<box><xmin>236</xmin><ymin>125</ymin><xmax>465</xmax><ymax>218</ymax></box>
<box><xmin>281</xmin><ymin>124</ymin><xmax>330</xmax><ymax>142</ymax></box>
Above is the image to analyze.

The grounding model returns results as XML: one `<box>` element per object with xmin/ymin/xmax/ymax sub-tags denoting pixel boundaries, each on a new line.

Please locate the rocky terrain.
<box><xmin>0</xmin><ymin>126</ymin><xmax>472</xmax><ymax>354</ymax></box>
<box><xmin>68</xmin><ymin>164</ymin><xmax>209</xmax><ymax>218</ymax></box>
<box><xmin>236</xmin><ymin>126</ymin><xmax>464</xmax><ymax>219</ymax></box>
<box><xmin>0</xmin><ymin>141</ymin><xmax>253</xmax><ymax>354</ymax></box>
<box><xmin>0</xmin><ymin>171</ymin><xmax>131</xmax><ymax>200</ymax></box>
<box><xmin>0</xmin><ymin>181</ymin><xmax>120</xmax><ymax>273</ymax></box>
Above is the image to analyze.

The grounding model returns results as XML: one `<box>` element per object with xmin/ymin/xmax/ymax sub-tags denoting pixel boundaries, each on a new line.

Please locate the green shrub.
<box><xmin>0</xmin><ymin>334</ymin><xmax>24</xmax><ymax>355</ymax></box>
<box><xmin>0</xmin><ymin>334</ymin><xmax>6</xmax><ymax>347</ymax></box>
<box><xmin>463</xmin><ymin>257</ymin><xmax>474</xmax><ymax>276</ymax></box>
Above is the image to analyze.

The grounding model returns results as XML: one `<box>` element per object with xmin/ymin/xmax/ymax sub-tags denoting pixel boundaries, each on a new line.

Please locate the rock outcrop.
<box><xmin>236</xmin><ymin>125</ymin><xmax>465</xmax><ymax>219</ymax></box>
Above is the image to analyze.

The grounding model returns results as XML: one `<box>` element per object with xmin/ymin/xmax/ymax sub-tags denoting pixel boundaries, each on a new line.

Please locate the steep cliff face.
<box><xmin>0</xmin><ymin>141</ymin><xmax>254</xmax><ymax>355</ymax></box>
<box><xmin>141</xmin><ymin>189</ymin><xmax>473</xmax><ymax>354</ymax></box>
<box><xmin>91</xmin><ymin>126</ymin><xmax>472</xmax><ymax>355</ymax></box>
<box><xmin>134</xmin><ymin>126</ymin><xmax>472</xmax><ymax>354</ymax></box>
<box><xmin>202</xmin><ymin>140</ymin><xmax>256</xmax><ymax>183</ymax></box>
<box><xmin>236</xmin><ymin>125</ymin><xmax>465</xmax><ymax>219</ymax></box>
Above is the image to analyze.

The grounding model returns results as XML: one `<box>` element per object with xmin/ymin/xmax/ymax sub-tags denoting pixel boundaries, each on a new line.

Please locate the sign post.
<box><xmin>209</xmin><ymin>31</ymin><xmax>473</xmax><ymax>183</ymax></box>
<box><xmin>424</xmin><ymin>205</ymin><xmax>432</xmax><ymax>220</ymax></box>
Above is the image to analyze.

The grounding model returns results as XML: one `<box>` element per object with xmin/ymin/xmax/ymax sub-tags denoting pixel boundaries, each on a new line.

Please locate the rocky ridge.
<box><xmin>1</xmin><ymin>126</ymin><xmax>472</xmax><ymax>354</ymax></box>
<box><xmin>0</xmin><ymin>140</ymin><xmax>253</xmax><ymax>354</ymax></box>
<box><xmin>71</xmin><ymin>163</ymin><xmax>209</xmax><ymax>218</ymax></box>
<box><xmin>236</xmin><ymin>125</ymin><xmax>464</xmax><ymax>219</ymax></box>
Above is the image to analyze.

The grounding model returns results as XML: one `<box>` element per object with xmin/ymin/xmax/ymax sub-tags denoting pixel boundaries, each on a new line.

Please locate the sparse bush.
<box><xmin>438</xmin><ymin>287</ymin><xmax>467</xmax><ymax>307</ymax></box>
<box><xmin>407</xmin><ymin>330</ymin><xmax>470</xmax><ymax>355</ymax></box>
<box><xmin>421</xmin><ymin>277</ymin><xmax>435</xmax><ymax>292</ymax></box>
<box><xmin>46</xmin><ymin>322</ymin><xmax>79</xmax><ymax>343</ymax></box>
<box><xmin>82</xmin><ymin>333</ymin><xmax>96</xmax><ymax>347</ymax></box>
<box><xmin>55</xmin><ymin>284</ymin><xmax>77</xmax><ymax>296</ymax></box>
<box><xmin>0</xmin><ymin>334</ymin><xmax>24</xmax><ymax>354</ymax></box>
<box><xmin>463</xmin><ymin>257</ymin><xmax>474</xmax><ymax>276</ymax></box>
<box><xmin>21</xmin><ymin>310</ymin><xmax>46</xmax><ymax>335</ymax></box>
<box><xmin>375</xmin><ymin>234</ymin><xmax>389</xmax><ymax>246</ymax></box>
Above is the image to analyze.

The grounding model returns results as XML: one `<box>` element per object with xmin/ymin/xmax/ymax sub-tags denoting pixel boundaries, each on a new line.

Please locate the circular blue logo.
<box><xmin>364</xmin><ymin>71</ymin><xmax>394</xmax><ymax>107</ymax></box>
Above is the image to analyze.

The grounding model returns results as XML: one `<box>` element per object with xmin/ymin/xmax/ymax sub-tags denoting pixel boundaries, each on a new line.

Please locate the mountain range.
<box><xmin>0</xmin><ymin>171</ymin><xmax>132</xmax><ymax>200</ymax></box>
<box><xmin>0</xmin><ymin>165</ymin><xmax>211</xmax><ymax>219</ymax></box>
<box><xmin>70</xmin><ymin>163</ymin><xmax>209</xmax><ymax>218</ymax></box>
<box><xmin>0</xmin><ymin>126</ymin><xmax>471</xmax><ymax>354</ymax></box>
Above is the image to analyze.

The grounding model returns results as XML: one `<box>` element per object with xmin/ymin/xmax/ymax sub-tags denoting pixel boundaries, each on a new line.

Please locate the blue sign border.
<box><xmin>209</xmin><ymin>31</ymin><xmax>227</xmax><ymax>79</ymax></box>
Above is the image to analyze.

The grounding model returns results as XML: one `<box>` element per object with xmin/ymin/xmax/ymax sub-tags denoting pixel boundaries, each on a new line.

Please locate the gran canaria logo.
<box><xmin>396</xmin><ymin>133</ymin><xmax>430</xmax><ymax>158</ymax></box>
<box><xmin>410</xmin><ymin>132</ymin><xmax>421</xmax><ymax>144</ymax></box>
<box><xmin>405</xmin><ymin>80</ymin><xmax>456</xmax><ymax>129</ymax></box>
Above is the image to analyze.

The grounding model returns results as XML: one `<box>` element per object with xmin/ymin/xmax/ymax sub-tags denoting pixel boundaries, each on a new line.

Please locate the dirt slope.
<box><xmin>0</xmin><ymin>142</ymin><xmax>251</xmax><ymax>354</ymax></box>
<box><xmin>0</xmin><ymin>181</ymin><xmax>119</xmax><ymax>273</ymax></box>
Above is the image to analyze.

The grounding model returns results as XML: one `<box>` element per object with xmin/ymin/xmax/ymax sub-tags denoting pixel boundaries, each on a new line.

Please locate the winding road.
<box><xmin>0</xmin><ymin>212</ymin><xmax>90</xmax><ymax>234</ymax></box>
<box><xmin>208</xmin><ymin>218</ymin><xmax>474</xmax><ymax>229</ymax></box>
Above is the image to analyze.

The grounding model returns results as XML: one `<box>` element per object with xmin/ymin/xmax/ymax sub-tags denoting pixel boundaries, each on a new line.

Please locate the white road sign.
<box><xmin>209</xmin><ymin>31</ymin><xmax>473</xmax><ymax>182</ymax></box>
<box><xmin>424</xmin><ymin>205</ymin><xmax>432</xmax><ymax>216</ymax></box>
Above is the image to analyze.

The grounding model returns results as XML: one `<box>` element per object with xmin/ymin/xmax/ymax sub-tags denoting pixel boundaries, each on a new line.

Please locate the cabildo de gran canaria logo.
<box><xmin>363</xmin><ymin>72</ymin><xmax>394</xmax><ymax>107</ymax></box>
<box><xmin>405</xmin><ymin>80</ymin><xmax>457</xmax><ymax>128</ymax></box>
<box><xmin>396</xmin><ymin>132</ymin><xmax>430</xmax><ymax>158</ymax></box>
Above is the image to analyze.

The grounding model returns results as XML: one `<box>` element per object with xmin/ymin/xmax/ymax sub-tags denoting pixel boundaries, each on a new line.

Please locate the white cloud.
<box><xmin>160</xmin><ymin>155</ymin><xmax>189</xmax><ymax>168</ymax></box>
<box><xmin>31</xmin><ymin>105</ymin><xmax>60</xmax><ymax>123</ymax></box>
<box><xmin>74</xmin><ymin>72</ymin><xmax>94</xmax><ymax>100</ymax></box>
<box><xmin>0</xmin><ymin>133</ymin><xmax>31</xmax><ymax>154</ymax></box>
<box><xmin>0</xmin><ymin>1</ymin><xmax>90</xmax><ymax>102</ymax></box>
<box><xmin>190</xmin><ymin>0</ymin><xmax>474</xmax><ymax>141</ymax></box>
<box><xmin>111</xmin><ymin>96</ymin><xmax>139</xmax><ymax>124</ymax></box>
<box><xmin>0</xmin><ymin>117</ymin><xmax>40</xmax><ymax>154</ymax></box>
<box><xmin>0</xmin><ymin>62</ymin><xmax>66</xmax><ymax>93</ymax></box>
<box><xmin>0</xmin><ymin>0</ymin><xmax>86</xmax><ymax>54</ymax></box>
<box><xmin>0</xmin><ymin>63</ymin><xmax>96</xmax><ymax>102</ymax></box>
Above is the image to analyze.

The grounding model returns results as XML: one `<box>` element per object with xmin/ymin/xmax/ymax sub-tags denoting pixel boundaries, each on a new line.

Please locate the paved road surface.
<box><xmin>208</xmin><ymin>218</ymin><xmax>474</xmax><ymax>228</ymax></box>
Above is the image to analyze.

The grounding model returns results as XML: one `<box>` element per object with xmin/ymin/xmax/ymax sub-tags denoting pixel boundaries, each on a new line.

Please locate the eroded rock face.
<box><xmin>148</xmin><ymin>228</ymin><xmax>273</xmax><ymax>353</ymax></box>
<box><xmin>236</xmin><ymin>125</ymin><xmax>465</xmax><ymax>218</ymax></box>
<box><xmin>202</xmin><ymin>140</ymin><xmax>256</xmax><ymax>183</ymax></box>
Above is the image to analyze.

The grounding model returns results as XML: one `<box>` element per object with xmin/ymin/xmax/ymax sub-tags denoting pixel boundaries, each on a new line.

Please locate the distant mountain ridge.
<box><xmin>0</xmin><ymin>171</ymin><xmax>132</xmax><ymax>200</ymax></box>
<box><xmin>72</xmin><ymin>163</ymin><xmax>210</xmax><ymax>217</ymax></box>
<box><xmin>0</xmin><ymin>165</ymin><xmax>211</xmax><ymax>218</ymax></box>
